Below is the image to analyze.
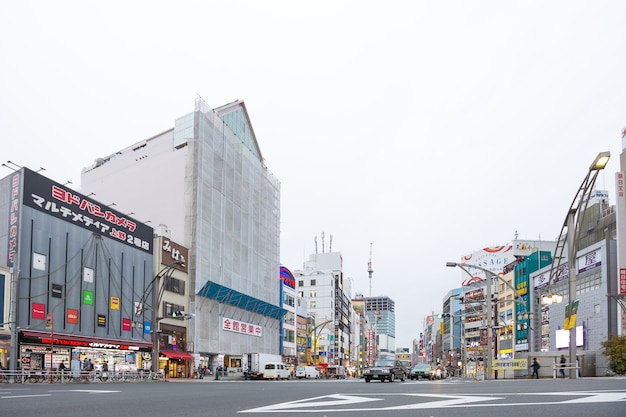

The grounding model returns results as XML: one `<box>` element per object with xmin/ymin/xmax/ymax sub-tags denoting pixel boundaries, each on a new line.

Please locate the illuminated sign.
<box><xmin>280</xmin><ymin>265</ymin><xmax>296</xmax><ymax>289</ymax></box>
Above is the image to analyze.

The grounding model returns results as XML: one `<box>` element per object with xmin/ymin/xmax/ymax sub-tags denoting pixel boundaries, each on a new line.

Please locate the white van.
<box><xmin>262</xmin><ymin>362</ymin><xmax>290</xmax><ymax>380</ymax></box>
<box><xmin>295</xmin><ymin>365</ymin><xmax>320</xmax><ymax>379</ymax></box>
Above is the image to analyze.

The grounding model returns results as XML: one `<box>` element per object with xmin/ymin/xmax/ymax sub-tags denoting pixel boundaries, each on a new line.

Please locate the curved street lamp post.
<box><xmin>544</xmin><ymin>151</ymin><xmax>610</xmax><ymax>379</ymax></box>
<box><xmin>136</xmin><ymin>260</ymin><xmax>185</xmax><ymax>373</ymax></box>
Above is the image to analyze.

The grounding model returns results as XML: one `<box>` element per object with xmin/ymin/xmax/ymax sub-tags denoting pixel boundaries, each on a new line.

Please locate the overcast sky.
<box><xmin>2</xmin><ymin>1</ymin><xmax>625</xmax><ymax>348</ymax></box>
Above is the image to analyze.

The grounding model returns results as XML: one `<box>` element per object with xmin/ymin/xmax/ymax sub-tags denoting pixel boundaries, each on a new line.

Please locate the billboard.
<box><xmin>22</xmin><ymin>168</ymin><xmax>153</xmax><ymax>253</ymax></box>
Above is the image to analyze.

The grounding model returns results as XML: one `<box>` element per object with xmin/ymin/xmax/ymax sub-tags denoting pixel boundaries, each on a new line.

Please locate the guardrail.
<box><xmin>552</xmin><ymin>363</ymin><xmax>580</xmax><ymax>379</ymax></box>
<box><xmin>0</xmin><ymin>370</ymin><xmax>165</xmax><ymax>383</ymax></box>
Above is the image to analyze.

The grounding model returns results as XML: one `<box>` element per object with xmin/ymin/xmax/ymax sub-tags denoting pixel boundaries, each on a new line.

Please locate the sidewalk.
<box><xmin>166</xmin><ymin>375</ymin><xmax>242</xmax><ymax>382</ymax></box>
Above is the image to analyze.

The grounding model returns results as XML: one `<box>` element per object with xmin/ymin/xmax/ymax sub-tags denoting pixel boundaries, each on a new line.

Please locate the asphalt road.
<box><xmin>1</xmin><ymin>376</ymin><xmax>625</xmax><ymax>417</ymax></box>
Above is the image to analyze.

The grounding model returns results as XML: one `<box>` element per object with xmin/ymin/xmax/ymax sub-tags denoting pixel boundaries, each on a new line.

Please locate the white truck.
<box><xmin>245</xmin><ymin>353</ymin><xmax>284</xmax><ymax>380</ymax></box>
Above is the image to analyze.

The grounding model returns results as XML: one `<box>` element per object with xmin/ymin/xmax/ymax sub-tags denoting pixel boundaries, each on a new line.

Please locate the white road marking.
<box><xmin>48</xmin><ymin>389</ymin><xmax>121</xmax><ymax>394</ymax></box>
<box><xmin>239</xmin><ymin>391</ymin><xmax>626</xmax><ymax>413</ymax></box>
<box><xmin>1</xmin><ymin>394</ymin><xmax>51</xmax><ymax>399</ymax></box>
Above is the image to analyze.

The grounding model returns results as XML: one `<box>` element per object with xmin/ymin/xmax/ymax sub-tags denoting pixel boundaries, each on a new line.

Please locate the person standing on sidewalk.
<box><xmin>559</xmin><ymin>355</ymin><xmax>566</xmax><ymax>378</ymax></box>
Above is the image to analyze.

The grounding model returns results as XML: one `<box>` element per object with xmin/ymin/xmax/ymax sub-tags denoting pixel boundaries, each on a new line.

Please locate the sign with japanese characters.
<box><xmin>161</xmin><ymin>238</ymin><xmax>188</xmax><ymax>271</ymax></box>
<box><xmin>6</xmin><ymin>172</ymin><xmax>21</xmax><ymax>267</ymax></box>
<box><xmin>22</xmin><ymin>168</ymin><xmax>153</xmax><ymax>254</ymax></box>
<box><xmin>221</xmin><ymin>317</ymin><xmax>262</xmax><ymax>337</ymax></box>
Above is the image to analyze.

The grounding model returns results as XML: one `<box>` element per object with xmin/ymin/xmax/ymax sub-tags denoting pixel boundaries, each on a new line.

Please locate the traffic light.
<box><xmin>437</xmin><ymin>313</ymin><xmax>451</xmax><ymax>318</ymax></box>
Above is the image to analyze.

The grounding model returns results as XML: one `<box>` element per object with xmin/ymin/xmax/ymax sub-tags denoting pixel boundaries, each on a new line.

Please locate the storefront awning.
<box><xmin>20</xmin><ymin>330</ymin><xmax>152</xmax><ymax>349</ymax></box>
<box><xmin>161</xmin><ymin>351</ymin><xmax>194</xmax><ymax>360</ymax></box>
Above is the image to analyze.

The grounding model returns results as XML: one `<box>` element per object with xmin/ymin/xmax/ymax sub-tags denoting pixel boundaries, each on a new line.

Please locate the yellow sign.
<box><xmin>492</xmin><ymin>358</ymin><xmax>528</xmax><ymax>371</ymax></box>
<box><xmin>110</xmin><ymin>296</ymin><xmax>120</xmax><ymax>310</ymax></box>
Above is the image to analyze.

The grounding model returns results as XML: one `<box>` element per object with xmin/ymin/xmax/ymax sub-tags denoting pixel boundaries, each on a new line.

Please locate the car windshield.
<box><xmin>296</xmin><ymin>366</ymin><xmax>305</xmax><ymax>371</ymax></box>
<box><xmin>413</xmin><ymin>365</ymin><xmax>430</xmax><ymax>370</ymax></box>
<box><xmin>373</xmin><ymin>360</ymin><xmax>395</xmax><ymax>367</ymax></box>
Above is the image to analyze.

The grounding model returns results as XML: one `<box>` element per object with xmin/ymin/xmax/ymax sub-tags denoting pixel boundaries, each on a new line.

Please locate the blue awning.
<box><xmin>197</xmin><ymin>280</ymin><xmax>287</xmax><ymax>320</ymax></box>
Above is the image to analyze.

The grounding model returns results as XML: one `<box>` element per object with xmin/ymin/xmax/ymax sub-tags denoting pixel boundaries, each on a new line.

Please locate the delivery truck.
<box><xmin>245</xmin><ymin>353</ymin><xmax>284</xmax><ymax>380</ymax></box>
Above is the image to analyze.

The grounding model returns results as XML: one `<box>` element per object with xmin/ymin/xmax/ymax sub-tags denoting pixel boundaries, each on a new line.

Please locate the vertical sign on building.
<box><xmin>7</xmin><ymin>172</ymin><xmax>21</xmax><ymax>267</ymax></box>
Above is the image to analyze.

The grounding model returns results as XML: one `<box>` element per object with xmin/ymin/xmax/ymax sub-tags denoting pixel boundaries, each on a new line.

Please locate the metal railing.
<box><xmin>0</xmin><ymin>369</ymin><xmax>165</xmax><ymax>383</ymax></box>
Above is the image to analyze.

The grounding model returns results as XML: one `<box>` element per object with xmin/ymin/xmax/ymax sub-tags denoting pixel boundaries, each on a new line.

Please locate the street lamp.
<box><xmin>309</xmin><ymin>319</ymin><xmax>333</xmax><ymax>367</ymax></box>
<box><xmin>545</xmin><ymin>151</ymin><xmax>610</xmax><ymax>379</ymax></box>
<box><xmin>135</xmin><ymin>260</ymin><xmax>184</xmax><ymax>373</ymax></box>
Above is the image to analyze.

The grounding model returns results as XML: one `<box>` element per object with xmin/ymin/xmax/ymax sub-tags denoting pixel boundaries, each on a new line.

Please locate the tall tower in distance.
<box><xmin>368</xmin><ymin>243</ymin><xmax>374</xmax><ymax>297</ymax></box>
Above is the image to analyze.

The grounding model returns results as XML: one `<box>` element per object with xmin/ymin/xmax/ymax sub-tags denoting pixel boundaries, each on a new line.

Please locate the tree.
<box><xmin>601</xmin><ymin>334</ymin><xmax>626</xmax><ymax>375</ymax></box>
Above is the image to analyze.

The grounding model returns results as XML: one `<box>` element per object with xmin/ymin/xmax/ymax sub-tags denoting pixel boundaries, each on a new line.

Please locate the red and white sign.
<box><xmin>620</xmin><ymin>268</ymin><xmax>626</xmax><ymax>294</ymax></box>
<box><xmin>67</xmin><ymin>308</ymin><xmax>79</xmax><ymax>324</ymax></box>
<box><xmin>122</xmin><ymin>317</ymin><xmax>131</xmax><ymax>331</ymax></box>
<box><xmin>32</xmin><ymin>303</ymin><xmax>45</xmax><ymax>320</ymax></box>
<box><xmin>221</xmin><ymin>317</ymin><xmax>262</xmax><ymax>337</ymax></box>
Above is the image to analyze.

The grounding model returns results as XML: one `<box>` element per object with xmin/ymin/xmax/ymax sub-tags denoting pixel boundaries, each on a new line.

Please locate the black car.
<box><xmin>363</xmin><ymin>359</ymin><xmax>407</xmax><ymax>383</ymax></box>
<box><xmin>409</xmin><ymin>364</ymin><xmax>434</xmax><ymax>380</ymax></box>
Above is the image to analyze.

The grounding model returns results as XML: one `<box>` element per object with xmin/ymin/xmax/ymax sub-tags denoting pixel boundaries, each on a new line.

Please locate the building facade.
<box><xmin>364</xmin><ymin>296</ymin><xmax>396</xmax><ymax>354</ymax></box>
<box><xmin>80</xmin><ymin>98</ymin><xmax>283</xmax><ymax>376</ymax></box>
<box><xmin>294</xmin><ymin>251</ymin><xmax>352</xmax><ymax>368</ymax></box>
<box><xmin>1</xmin><ymin>168</ymin><xmax>154</xmax><ymax>373</ymax></box>
<box><xmin>280</xmin><ymin>266</ymin><xmax>297</xmax><ymax>369</ymax></box>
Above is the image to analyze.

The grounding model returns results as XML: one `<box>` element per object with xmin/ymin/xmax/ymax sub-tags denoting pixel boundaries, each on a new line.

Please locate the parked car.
<box><xmin>409</xmin><ymin>364</ymin><xmax>434</xmax><ymax>380</ymax></box>
<box><xmin>262</xmin><ymin>362</ymin><xmax>290</xmax><ymax>380</ymax></box>
<box><xmin>363</xmin><ymin>359</ymin><xmax>407</xmax><ymax>383</ymax></box>
<box><xmin>295</xmin><ymin>365</ymin><xmax>320</xmax><ymax>379</ymax></box>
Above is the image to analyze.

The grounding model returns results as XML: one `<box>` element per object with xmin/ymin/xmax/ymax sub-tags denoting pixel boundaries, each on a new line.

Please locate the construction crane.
<box><xmin>368</xmin><ymin>243</ymin><xmax>374</xmax><ymax>297</ymax></box>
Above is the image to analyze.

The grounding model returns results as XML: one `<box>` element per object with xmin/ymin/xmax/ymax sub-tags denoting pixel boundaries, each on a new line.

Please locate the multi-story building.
<box><xmin>80</xmin><ymin>98</ymin><xmax>283</xmax><ymax>376</ymax></box>
<box><xmin>1</xmin><ymin>168</ymin><xmax>154</xmax><ymax>374</ymax></box>
<box><xmin>528</xmin><ymin>193</ymin><xmax>618</xmax><ymax>375</ymax></box>
<box><xmin>441</xmin><ymin>288</ymin><xmax>462</xmax><ymax>368</ymax></box>
<box><xmin>617</xmin><ymin>127</ymin><xmax>626</xmax><ymax>336</ymax></box>
<box><xmin>295</xmin><ymin>298</ymin><xmax>309</xmax><ymax>365</ymax></box>
<box><xmin>364</xmin><ymin>296</ymin><xmax>396</xmax><ymax>354</ymax></box>
<box><xmin>294</xmin><ymin>249</ymin><xmax>352</xmax><ymax>368</ymax></box>
<box><xmin>351</xmin><ymin>294</ymin><xmax>367</xmax><ymax>373</ymax></box>
<box><xmin>0</xmin><ymin>265</ymin><xmax>10</xmax><ymax>368</ymax></box>
<box><xmin>151</xmin><ymin>234</ymin><xmax>193</xmax><ymax>378</ymax></box>
<box><xmin>280</xmin><ymin>266</ymin><xmax>297</xmax><ymax>369</ymax></box>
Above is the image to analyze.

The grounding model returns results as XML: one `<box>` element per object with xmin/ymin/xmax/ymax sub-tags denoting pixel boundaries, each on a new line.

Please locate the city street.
<box><xmin>1</xmin><ymin>377</ymin><xmax>625</xmax><ymax>417</ymax></box>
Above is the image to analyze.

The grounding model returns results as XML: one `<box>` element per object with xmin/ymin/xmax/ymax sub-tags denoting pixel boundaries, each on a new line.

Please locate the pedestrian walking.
<box><xmin>559</xmin><ymin>355</ymin><xmax>566</xmax><ymax>378</ymax></box>
<box><xmin>531</xmin><ymin>358</ymin><xmax>540</xmax><ymax>379</ymax></box>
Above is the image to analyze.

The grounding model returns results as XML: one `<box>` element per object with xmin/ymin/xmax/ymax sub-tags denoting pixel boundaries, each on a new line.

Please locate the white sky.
<box><xmin>2</xmin><ymin>1</ymin><xmax>625</xmax><ymax>348</ymax></box>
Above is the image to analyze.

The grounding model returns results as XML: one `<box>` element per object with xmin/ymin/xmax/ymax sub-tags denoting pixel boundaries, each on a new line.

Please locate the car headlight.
<box><xmin>381</xmin><ymin>369</ymin><xmax>389</xmax><ymax>374</ymax></box>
